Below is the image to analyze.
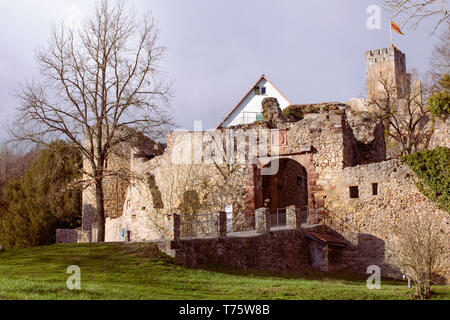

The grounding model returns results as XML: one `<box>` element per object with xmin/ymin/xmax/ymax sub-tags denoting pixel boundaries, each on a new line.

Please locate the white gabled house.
<box><xmin>217</xmin><ymin>75</ymin><xmax>292</xmax><ymax>128</ymax></box>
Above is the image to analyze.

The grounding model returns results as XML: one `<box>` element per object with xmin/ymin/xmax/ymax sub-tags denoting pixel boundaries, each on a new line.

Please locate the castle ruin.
<box><xmin>57</xmin><ymin>47</ymin><xmax>449</xmax><ymax>282</ymax></box>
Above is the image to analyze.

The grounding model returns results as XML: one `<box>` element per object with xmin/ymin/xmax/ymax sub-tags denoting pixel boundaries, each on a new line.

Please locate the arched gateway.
<box><xmin>261</xmin><ymin>158</ymin><xmax>308</xmax><ymax>210</ymax></box>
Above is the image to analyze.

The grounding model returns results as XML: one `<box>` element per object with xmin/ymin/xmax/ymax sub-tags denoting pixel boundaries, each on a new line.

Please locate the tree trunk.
<box><xmin>95</xmin><ymin>181</ymin><xmax>106</xmax><ymax>242</ymax></box>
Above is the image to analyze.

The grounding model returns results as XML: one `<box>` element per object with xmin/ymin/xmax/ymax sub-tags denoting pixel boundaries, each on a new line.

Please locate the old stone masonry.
<box><xmin>57</xmin><ymin>47</ymin><xmax>449</xmax><ymax>282</ymax></box>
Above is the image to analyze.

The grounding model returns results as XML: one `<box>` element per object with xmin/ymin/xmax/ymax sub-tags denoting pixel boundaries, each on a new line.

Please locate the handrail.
<box><xmin>322</xmin><ymin>207</ymin><xmax>362</xmax><ymax>234</ymax></box>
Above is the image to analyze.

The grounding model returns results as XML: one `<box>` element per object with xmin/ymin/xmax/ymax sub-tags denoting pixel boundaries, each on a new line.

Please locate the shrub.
<box><xmin>428</xmin><ymin>90</ymin><xmax>450</xmax><ymax>120</ymax></box>
<box><xmin>402</xmin><ymin>147</ymin><xmax>450</xmax><ymax>213</ymax></box>
<box><xmin>282</xmin><ymin>105</ymin><xmax>304</xmax><ymax>122</ymax></box>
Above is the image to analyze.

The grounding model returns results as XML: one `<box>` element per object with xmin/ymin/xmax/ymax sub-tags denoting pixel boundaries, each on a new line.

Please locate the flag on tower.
<box><xmin>391</xmin><ymin>20</ymin><xmax>404</xmax><ymax>35</ymax></box>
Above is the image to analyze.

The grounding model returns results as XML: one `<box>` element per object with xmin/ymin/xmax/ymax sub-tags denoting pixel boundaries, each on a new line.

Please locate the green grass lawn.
<box><xmin>0</xmin><ymin>243</ymin><xmax>448</xmax><ymax>300</ymax></box>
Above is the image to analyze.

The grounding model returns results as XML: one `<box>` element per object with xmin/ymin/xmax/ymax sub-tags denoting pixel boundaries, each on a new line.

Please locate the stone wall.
<box><xmin>56</xmin><ymin>229</ymin><xmax>89</xmax><ymax>244</ymax></box>
<box><xmin>320</xmin><ymin>159</ymin><xmax>449</xmax><ymax>279</ymax></box>
<box><xmin>81</xmin><ymin>129</ymin><xmax>164</xmax><ymax>241</ymax></box>
<box><xmin>97</xmin><ymin>107</ymin><xmax>389</xmax><ymax>243</ymax></box>
<box><xmin>170</xmin><ymin>222</ymin><xmax>395</xmax><ymax>277</ymax></box>
<box><xmin>173</xmin><ymin>229</ymin><xmax>314</xmax><ymax>271</ymax></box>
<box><xmin>430</xmin><ymin>116</ymin><xmax>450</xmax><ymax>149</ymax></box>
<box><xmin>76</xmin><ymin>97</ymin><xmax>448</xmax><ymax>283</ymax></box>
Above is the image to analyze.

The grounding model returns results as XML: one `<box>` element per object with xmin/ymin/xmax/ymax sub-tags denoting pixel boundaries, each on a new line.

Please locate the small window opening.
<box><xmin>254</xmin><ymin>86</ymin><xmax>260</xmax><ymax>95</ymax></box>
<box><xmin>297</xmin><ymin>176</ymin><xmax>302</xmax><ymax>186</ymax></box>
<box><xmin>261</xmin><ymin>87</ymin><xmax>266</xmax><ymax>94</ymax></box>
<box><xmin>372</xmin><ymin>183</ymin><xmax>378</xmax><ymax>196</ymax></box>
<box><xmin>349</xmin><ymin>186</ymin><xmax>359</xmax><ymax>199</ymax></box>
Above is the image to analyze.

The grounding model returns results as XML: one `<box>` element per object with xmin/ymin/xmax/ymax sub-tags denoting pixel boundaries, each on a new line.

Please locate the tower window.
<box><xmin>372</xmin><ymin>183</ymin><xmax>378</xmax><ymax>196</ymax></box>
<box><xmin>349</xmin><ymin>186</ymin><xmax>359</xmax><ymax>199</ymax></box>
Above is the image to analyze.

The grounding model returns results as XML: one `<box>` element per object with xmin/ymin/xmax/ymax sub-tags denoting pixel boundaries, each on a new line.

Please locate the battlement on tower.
<box><xmin>365</xmin><ymin>47</ymin><xmax>406</xmax><ymax>68</ymax></box>
<box><xmin>366</xmin><ymin>46</ymin><xmax>409</xmax><ymax>100</ymax></box>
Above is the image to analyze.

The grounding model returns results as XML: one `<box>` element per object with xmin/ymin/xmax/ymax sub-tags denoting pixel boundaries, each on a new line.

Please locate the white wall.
<box><xmin>221</xmin><ymin>79</ymin><xmax>291</xmax><ymax>127</ymax></box>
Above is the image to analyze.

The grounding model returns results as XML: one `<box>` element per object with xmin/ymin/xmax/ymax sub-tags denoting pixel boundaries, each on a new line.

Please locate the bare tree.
<box><xmin>429</xmin><ymin>21</ymin><xmax>450</xmax><ymax>88</ymax></box>
<box><xmin>389</xmin><ymin>210</ymin><xmax>448</xmax><ymax>299</ymax></box>
<box><xmin>10</xmin><ymin>0</ymin><xmax>173</xmax><ymax>242</ymax></box>
<box><xmin>143</xmin><ymin>130</ymin><xmax>253</xmax><ymax>237</ymax></box>
<box><xmin>384</xmin><ymin>0</ymin><xmax>449</xmax><ymax>34</ymax></box>
<box><xmin>0</xmin><ymin>145</ymin><xmax>40</xmax><ymax>195</ymax></box>
<box><xmin>368</xmin><ymin>72</ymin><xmax>434</xmax><ymax>156</ymax></box>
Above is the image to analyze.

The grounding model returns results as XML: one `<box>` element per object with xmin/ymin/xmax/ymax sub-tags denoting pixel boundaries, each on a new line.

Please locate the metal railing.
<box><xmin>270</xmin><ymin>208</ymin><xmax>287</xmax><ymax>228</ymax></box>
<box><xmin>177</xmin><ymin>205</ymin><xmax>313</xmax><ymax>239</ymax></box>
<box><xmin>321</xmin><ymin>207</ymin><xmax>361</xmax><ymax>242</ymax></box>
<box><xmin>297</xmin><ymin>205</ymin><xmax>310</xmax><ymax>225</ymax></box>
<box><xmin>227</xmin><ymin>210</ymin><xmax>256</xmax><ymax>234</ymax></box>
<box><xmin>241</xmin><ymin>112</ymin><xmax>263</xmax><ymax>124</ymax></box>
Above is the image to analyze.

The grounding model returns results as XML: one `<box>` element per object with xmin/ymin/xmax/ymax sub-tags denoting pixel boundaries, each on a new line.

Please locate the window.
<box><xmin>261</xmin><ymin>87</ymin><xmax>266</xmax><ymax>94</ymax></box>
<box><xmin>349</xmin><ymin>186</ymin><xmax>359</xmax><ymax>199</ymax></box>
<box><xmin>297</xmin><ymin>176</ymin><xmax>302</xmax><ymax>186</ymax></box>
<box><xmin>256</xmin><ymin>113</ymin><xmax>263</xmax><ymax>121</ymax></box>
<box><xmin>372</xmin><ymin>183</ymin><xmax>378</xmax><ymax>196</ymax></box>
<box><xmin>254</xmin><ymin>86</ymin><xmax>260</xmax><ymax>95</ymax></box>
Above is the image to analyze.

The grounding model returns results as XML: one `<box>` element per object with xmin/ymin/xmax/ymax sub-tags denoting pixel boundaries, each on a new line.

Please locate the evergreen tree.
<box><xmin>0</xmin><ymin>141</ymin><xmax>81</xmax><ymax>248</ymax></box>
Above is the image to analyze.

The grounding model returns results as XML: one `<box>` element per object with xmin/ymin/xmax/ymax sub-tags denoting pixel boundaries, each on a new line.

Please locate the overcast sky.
<box><xmin>0</xmin><ymin>0</ymin><xmax>444</xmax><ymax>141</ymax></box>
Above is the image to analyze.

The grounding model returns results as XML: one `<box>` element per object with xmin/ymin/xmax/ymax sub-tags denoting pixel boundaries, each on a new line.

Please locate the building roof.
<box><xmin>306</xmin><ymin>232</ymin><xmax>347</xmax><ymax>248</ymax></box>
<box><xmin>216</xmin><ymin>74</ymin><xmax>292</xmax><ymax>129</ymax></box>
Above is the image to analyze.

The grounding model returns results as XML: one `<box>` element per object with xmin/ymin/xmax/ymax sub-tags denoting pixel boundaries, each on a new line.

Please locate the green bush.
<box><xmin>283</xmin><ymin>105</ymin><xmax>304</xmax><ymax>121</ymax></box>
<box><xmin>403</xmin><ymin>147</ymin><xmax>450</xmax><ymax>213</ymax></box>
<box><xmin>428</xmin><ymin>91</ymin><xmax>450</xmax><ymax>120</ymax></box>
<box><xmin>0</xmin><ymin>141</ymin><xmax>82</xmax><ymax>249</ymax></box>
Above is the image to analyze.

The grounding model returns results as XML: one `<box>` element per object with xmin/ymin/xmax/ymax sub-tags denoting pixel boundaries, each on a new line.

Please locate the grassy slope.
<box><xmin>0</xmin><ymin>243</ymin><xmax>448</xmax><ymax>300</ymax></box>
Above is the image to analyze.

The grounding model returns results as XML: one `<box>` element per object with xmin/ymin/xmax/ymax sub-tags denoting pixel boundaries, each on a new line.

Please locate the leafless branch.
<box><xmin>9</xmin><ymin>0</ymin><xmax>173</xmax><ymax>242</ymax></box>
<box><xmin>384</xmin><ymin>0</ymin><xmax>449</xmax><ymax>34</ymax></box>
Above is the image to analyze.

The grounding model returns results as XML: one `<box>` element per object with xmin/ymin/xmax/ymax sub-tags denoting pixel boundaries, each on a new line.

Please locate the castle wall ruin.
<box><xmin>77</xmin><ymin>98</ymin><xmax>448</xmax><ymax>281</ymax></box>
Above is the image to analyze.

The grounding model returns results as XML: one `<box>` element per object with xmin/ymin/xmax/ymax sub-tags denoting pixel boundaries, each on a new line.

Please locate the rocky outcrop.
<box><xmin>262</xmin><ymin>97</ymin><xmax>286</xmax><ymax>124</ymax></box>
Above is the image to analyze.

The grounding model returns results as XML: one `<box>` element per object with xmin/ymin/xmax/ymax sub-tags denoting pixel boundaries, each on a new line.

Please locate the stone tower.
<box><xmin>365</xmin><ymin>46</ymin><xmax>411</xmax><ymax>100</ymax></box>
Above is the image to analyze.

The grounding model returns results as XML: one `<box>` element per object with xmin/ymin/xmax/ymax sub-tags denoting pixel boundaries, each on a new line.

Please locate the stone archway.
<box><xmin>261</xmin><ymin>158</ymin><xmax>308</xmax><ymax>210</ymax></box>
